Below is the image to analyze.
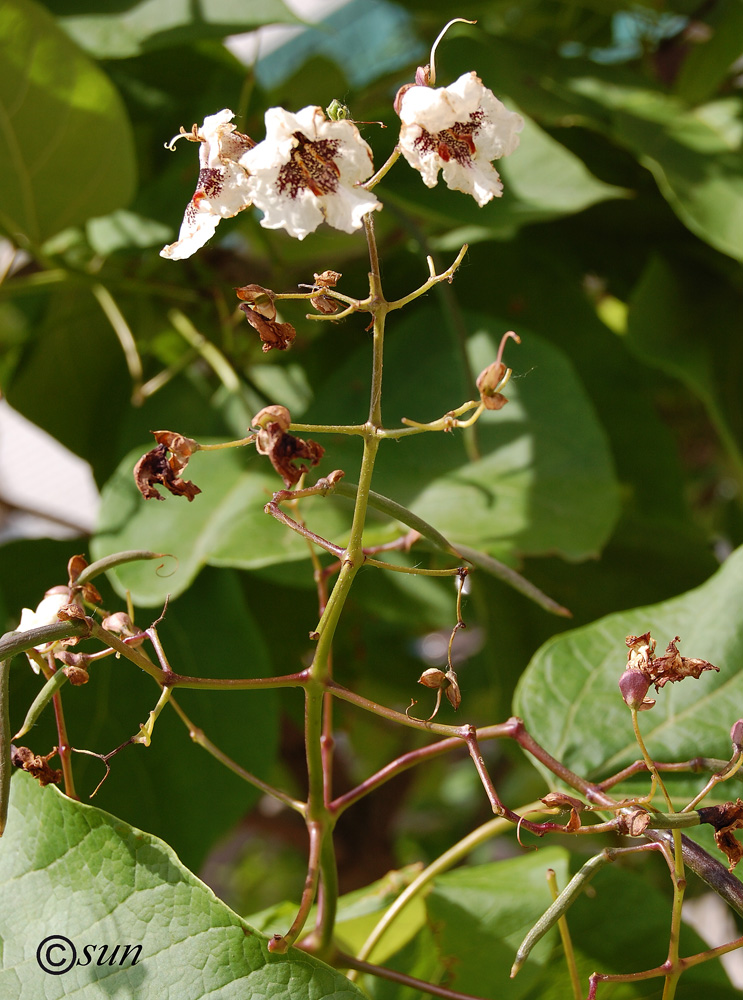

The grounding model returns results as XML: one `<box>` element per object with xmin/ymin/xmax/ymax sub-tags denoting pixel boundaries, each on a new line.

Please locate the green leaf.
<box><xmin>529</xmin><ymin>864</ymin><xmax>735</xmax><ymax>999</ymax></box>
<box><xmin>0</xmin><ymin>771</ymin><xmax>365</xmax><ymax>998</ymax></box>
<box><xmin>498</xmin><ymin>111</ymin><xmax>630</xmax><ymax>219</ymax></box>
<box><xmin>3</xmin><ymin>284</ymin><xmax>131</xmax><ymax>481</ymax></box>
<box><xmin>675</xmin><ymin>0</ymin><xmax>743</xmax><ymax>105</ymax></box>
<box><xmin>514</xmin><ymin>545</ymin><xmax>743</xmax><ymax>783</ymax></box>
<box><xmin>565</xmin><ymin>78</ymin><xmax>743</xmax><ymax>262</ymax></box>
<box><xmin>91</xmin><ymin>444</ymin><xmax>370</xmax><ymax>606</ymax></box>
<box><xmin>0</xmin><ymin>0</ymin><xmax>136</xmax><ymax>246</ymax></box>
<box><xmin>309</xmin><ymin>311</ymin><xmax>620</xmax><ymax>563</ymax></box>
<box><xmin>627</xmin><ymin>255</ymin><xmax>743</xmax><ymax>487</ymax></box>
<box><xmin>426</xmin><ymin>848</ymin><xmax>570</xmax><ymax>998</ymax></box>
<box><xmin>56</xmin><ymin>0</ymin><xmax>301</xmax><ymax>59</ymax></box>
<box><xmin>9</xmin><ymin>569</ymin><xmax>279</xmax><ymax>871</ymax></box>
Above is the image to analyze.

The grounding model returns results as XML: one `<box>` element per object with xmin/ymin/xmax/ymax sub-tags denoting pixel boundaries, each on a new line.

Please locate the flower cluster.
<box><xmin>161</xmin><ymin>106</ymin><xmax>381</xmax><ymax>256</ymax></box>
<box><xmin>160</xmin><ymin>64</ymin><xmax>522</xmax><ymax>257</ymax></box>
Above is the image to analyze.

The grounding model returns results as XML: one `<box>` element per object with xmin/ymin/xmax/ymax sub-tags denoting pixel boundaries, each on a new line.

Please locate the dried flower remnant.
<box><xmin>240</xmin><ymin>106</ymin><xmax>381</xmax><ymax>240</ymax></box>
<box><xmin>252</xmin><ymin>406</ymin><xmax>324</xmax><ymax>488</ymax></box>
<box><xmin>619</xmin><ymin>632</ymin><xmax>719</xmax><ymax>709</ymax></box>
<box><xmin>397</xmin><ymin>71</ymin><xmax>523</xmax><ymax>206</ymax></box>
<box><xmin>417</xmin><ymin>666</ymin><xmax>461</xmax><ymax>716</ymax></box>
<box><xmin>56</xmin><ymin>651</ymin><xmax>90</xmax><ymax>686</ymax></box>
<box><xmin>540</xmin><ymin>792</ymin><xmax>587</xmax><ymax>832</ymax></box>
<box><xmin>309</xmin><ymin>270</ymin><xmax>342</xmax><ymax>315</ymax></box>
<box><xmin>161</xmin><ymin>110</ymin><xmax>255</xmax><ymax>260</ymax></box>
<box><xmin>66</xmin><ymin>554</ymin><xmax>102</xmax><ymax>606</ymax></box>
<box><xmin>699</xmin><ymin>799</ymin><xmax>743</xmax><ymax>871</ymax></box>
<box><xmin>11</xmin><ymin>746</ymin><xmax>62</xmax><ymax>786</ymax></box>
<box><xmin>476</xmin><ymin>331</ymin><xmax>520</xmax><ymax>410</ymax></box>
<box><xmin>134</xmin><ymin>430</ymin><xmax>202</xmax><ymax>502</ymax></box>
<box><xmin>236</xmin><ymin>284</ymin><xmax>296</xmax><ymax>352</ymax></box>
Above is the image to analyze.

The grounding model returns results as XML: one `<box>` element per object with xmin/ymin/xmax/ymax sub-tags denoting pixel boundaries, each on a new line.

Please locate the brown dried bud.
<box><xmin>418</xmin><ymin>668</ymin><xmax>447</xmax><ymax>689</ymax></box>
<box><xmin>67</xmin><ymin>555</ymin><xmax>88</xmax><ymax>584</ymax></box>
<box><xmin>732</xmin><ymin>720</ymin><xmax>743</xmax><ymax>751</ymax></box>
<box><xmin>699</xmin><ymin>799</ymin><xmax>743</xmax><ymax>871</ymax></box>
<box><xmin>616</xmin><ymin>806</ymin><xmax>651</xmax><ymax>837</ymax></box>
<box><xmin>417</xmin><ymin>667</ymin><xmax>461</xmax><ymax>710</ymax></box>
<box><xmin>444</xmin><ymin>668</ymin><xmax>461</xmax><ymax>710</ymax></box>
<box><xmin>11</xmin><ymin>745</ymin><xmax>62</xmax><ymax>786</ymax></box>
<box><xmin>541</xmin><ymin>792</ymin><xmax>587</xmax><ymax>832</ymax></box>
<box><xmin>252</xmin><ymin>406</ymin><xmax>323</xmax><ymax>488</ymax></box>
<box><xmin>62</xmin><ymin>664</ymin><xmax>90</xmax><ymax>685</ymax></box>
<box><xmin>618</xmin><ymin>669</ymin><xmax>655</xmax><ymax>711</ymax></box>
<box><xmin>310</xmin><ymin>294</ymin><xmax>340</xmax><ymax>315</ymax></box>
<box><xmin>476</xmin><ymin>361</ymin><xmax>509</xmax><ymax>410</ymax></box>
<box><xmin>152</xmin><ymin>431</ymin><xmax>199</xmax><ymax>472</ymax></box>
<box><xmin>252</xmin><ymin>405</ymin><xmax>291</xmax><ymax>434</ymax></box>
<box><xmin>313</xmin><ymin>270</ymin><xmax>341</xmax><ymax>289</ymax></box>
<box><xmin>240</xmin><ymin>302</ymin><xmax>296</xmax><ymax>352</ymax></box>
<box><xmin>235</xmin><ymin>283</ymin><xmax>276</xmax><ymax>319</ymax></box>
<box><xmin>58</xmin><ymin>603</ymin><xmax>87</xmax><ymax>621</ymax></box>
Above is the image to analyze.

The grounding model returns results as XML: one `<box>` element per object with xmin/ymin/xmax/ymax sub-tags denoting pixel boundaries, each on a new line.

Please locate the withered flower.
<box><xmin>11</xmin><ymin>746</ymin><xmax>62</xmax><ymax>786</ymax></box>
<box><xmin>236</xmin><ymin>285</ymin><xmax>296</xmax><ymax>352</ymax></box>
<box><xmin>699</xmin><ymin>799</ymin><xmax>743</xmax><ymax>871</ymax></box>
<box><xmin>134</xmin><ymin>430</ymin><xmax>202</xmax><ymax>502</ymax></box>
<box><xmin>540</xmin><ymin>791</ymin><xmax>587</xmax><ymax>832</ymax></box>
<box><xmin>252</xmin><ymin>406</ymin><xmax>324</xmax><ymax>488</ymax></box>
<box><xmin>309</xmin><ymin>270</ymin><xmax>342</xmax><ymax>315</ymax></box>
<box><xmin>417</xmin><ymin>666</ymin><xmax>461</xmax><ymax>711</ymax></box>
<box><xmin>650</xmin><ymin>636</ymin><xmax>719</xmax><ymax>689</ymax></box>
<box><xmin>57</xmin><ymin>651</ymin><xmax>90</xmax><ymax>686</ymax></box>
<box><xmin>67</xmin><ymin>555</ymin><xmax>102</xmax><ymax>605</ymax></box>
<box><xmin>476</xmin><ymin>361</ymin><xmax>509</xmax><ymax>410</ymax></box>
<box><xmin>620</xmin><ymin>632</ymin><xmax>719</xmax><ymax>710</ymax></box>
<box><xmin>476</xmin><ymin>332</ymin><xmax>520</xmax><ymax>410</ymax></box>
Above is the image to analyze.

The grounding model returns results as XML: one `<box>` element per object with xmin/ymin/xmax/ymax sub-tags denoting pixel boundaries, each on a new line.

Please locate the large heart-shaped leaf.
<box><xmin>514</xmin><ymin>545</ymin><xmax>743</xmax><ymax>783</ymax></box>
<box><xmin>307</xmin><ymin>312</ymin><xmax>620</xmax><ymax>563</ymax></box>
<box><xmin>0</xmin><ymin>0</ymin><xmax>136</xmax><ymax>246</ymax></box>
<box><xmin>0</xmin><ymin>771</ymin><xmax>365</xmax><ymax>999</ymax></box>
<box><xmin>91</xmin><ymin>444</ymin><xmax>376</xmax><ymax>606</ymax></box>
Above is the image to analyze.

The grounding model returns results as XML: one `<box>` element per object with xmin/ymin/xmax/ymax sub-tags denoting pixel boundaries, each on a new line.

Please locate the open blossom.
<box><xmin>240</xmin><ymin>106</ymin><xmax>381</xmax><ymax>240</ymax></box>
<box><xmin>160</xmin><ymin>109</ymin><xmax>255</xmax><ymax>260</ymax></box>
<box><xmin>17</xmin><ymin>587</ymin><xmax>69</xmax><ymax>666</ymax></box>
<box><xmin>397</xmin><ymin>71</ymin><xmax>523</xmax><ymax>206</ymax></box>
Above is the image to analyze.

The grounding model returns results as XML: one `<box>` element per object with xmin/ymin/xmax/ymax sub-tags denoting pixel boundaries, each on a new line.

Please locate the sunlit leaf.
<box><xmin>0</xmin><ymin>0</ymin><xmax>136</xmax><ymax>246</ymax></box>
<box><xmin>515</xmin><ymin>545</ymin><xmax>743</xmax><ymax>783</ymax></box>
<box><xmin>0</xmin><ymin>772</ymin><xmax>365</xmax><ymax>998</ymax></box>
<box><xmin>56</xmin><ymin>0</ymin><xmax>300</xmax><ymax>59</ymax></box>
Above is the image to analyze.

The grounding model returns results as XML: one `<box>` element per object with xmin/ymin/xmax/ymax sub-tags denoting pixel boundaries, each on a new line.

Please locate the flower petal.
<box><xmin>240</xmin><ymin>106</ymin><xmax>381</xmax><ymax>240</ymax></box>
<box><xmin>398</xmin><ymin>72</ymin><xmax>523</xmax><ymax>206</ymax></box>
<box><xmin>161</xmin><ymin>109</ymin><xmax>254</xmax><ymax>260</ymax></box>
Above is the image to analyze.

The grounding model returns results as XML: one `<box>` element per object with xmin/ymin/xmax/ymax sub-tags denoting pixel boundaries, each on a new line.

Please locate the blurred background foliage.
<box><xmin>1</xmin><ymin>0</ymin><xmax>743</xmax><ymax>994</ymax></box>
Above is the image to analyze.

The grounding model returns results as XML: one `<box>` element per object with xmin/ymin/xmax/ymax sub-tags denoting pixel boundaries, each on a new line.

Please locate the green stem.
<box><xmin>0</xmin><ymin>658</ymin><xmax>10</xmax><ymax>836</ymax></box>
<box><xmin>351</xmin><ymin>810</ymin><xmax>538</xmax><ymax>976</ymax></box>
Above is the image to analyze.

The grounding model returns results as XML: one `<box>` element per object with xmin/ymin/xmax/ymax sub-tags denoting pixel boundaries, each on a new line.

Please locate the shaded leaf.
<box><xmin>91</xmin><ymin>444</ymin><xmax>371</xmax><ymax>606</ymax></box>
<box><xmin>0</xmin><ymin>0</ymin><xmax>136</xmax><ymax>246</ymax></box>
<box><xmin>426</xmin><ymin>848</ymin><xmax>570</xmax><ymax>998</ymax></box>
<box><xmin>56</xmin><ymin>0</ymin><xmax>300</xmax><ymax>59</ymax></box>
<box><xmin>309</xmin><ymin>312</ymin><xmax>620</xmax><ymax>563</ymax></box>
<box><xmin>514</xmin><ymin>545</ymin><xmax>743</xmax><ymax>783</ymax></box>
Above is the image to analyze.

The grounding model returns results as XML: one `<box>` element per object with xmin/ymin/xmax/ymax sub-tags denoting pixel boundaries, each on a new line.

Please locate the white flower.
<box><xmin>398</xmin><ymin>72</ymin><xmax>523</xmax><ymax>206</ymax></box>
<box><xmin>240</xmin><ymin>106</ymin><xmax>381</xmax><ymax>240</ymax></box>
<box><xmin>17</xmin><ymin>588</ymin><xmax>69</xmax><ymax>666</ymax></box>
<box><xmin>160</xmin><ymin>109</ymin><xmax>255</xmax><ymax>260</ymax></box>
